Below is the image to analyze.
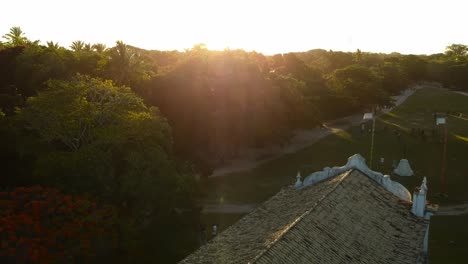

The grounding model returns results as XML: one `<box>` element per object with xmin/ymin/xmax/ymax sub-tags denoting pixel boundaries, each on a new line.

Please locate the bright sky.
<box><xmin>1</xmin><ymin>0</ymin><xmax>467</xmax><ymax>55</ymax></box>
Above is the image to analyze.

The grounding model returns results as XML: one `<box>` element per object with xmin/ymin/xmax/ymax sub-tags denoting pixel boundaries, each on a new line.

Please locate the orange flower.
<box><xmin>0</xmin><ymin>186</ymin><xmax>116</xmax><ymax>262</ymax></box>
<box><xmin>34</xmin><ymin>224</ymin><xmax>42</xmax><ymax>234</ymax></box>
<box><xmin>22</xmin><ymin>215</ymin><xmax>33</xmax><ymax>225</ymax></box>
<box><xmin>30</xmin><ymin>249</ymin><xmax>39</xmax><ymax>262</ymax></box>
<box><xmin>8</xmin><ymin>247</ymin><xmax>16</xmax><ymax>256</ymax></box>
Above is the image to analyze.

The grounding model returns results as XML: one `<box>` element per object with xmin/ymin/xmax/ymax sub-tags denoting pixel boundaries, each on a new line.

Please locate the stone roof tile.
<box><xmin>180</xmin><ymin>170</ymin><xmax>426</xmax><ymax>264</ymax></box>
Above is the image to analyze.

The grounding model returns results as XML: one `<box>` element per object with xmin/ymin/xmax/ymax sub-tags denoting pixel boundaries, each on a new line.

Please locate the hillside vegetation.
<box><xmin>1</xmin><ymin>27</ymin><xmax>468</xmax><ymax>262</ymax></box>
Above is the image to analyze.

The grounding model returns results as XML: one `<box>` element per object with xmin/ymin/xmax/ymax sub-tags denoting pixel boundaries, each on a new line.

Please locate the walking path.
<box><xmin>201</xmin><ymin>199</ymin><xmax>468</xmax><ymax>215</ymax></box>
<box><xmin>205</xmin><ymin>201</ymin><xmax>468</xmax><ymax>215</ymax></box>
<box><xmin>210</xmin><ymin>88</ymin><xmax>418</xmax><ymax>177</ymax></box>
<box><xmin>455</xmin><ymin>91</ymin><xmax>468</xmax><ymax>97</ymax></box>
<box><xmin>437</xmin><ymin>202</ymin><xmax>468</xmax><ymax>216</ymax></box>
<box><xmin>202</xmin><ymin>203</ymin><xmax>257</xmax><ymax>214</ymax></box>
<box><xmin>204</xmin><ymin>85</ymin><xmax>468</xmax><ymax>215</ymax></box>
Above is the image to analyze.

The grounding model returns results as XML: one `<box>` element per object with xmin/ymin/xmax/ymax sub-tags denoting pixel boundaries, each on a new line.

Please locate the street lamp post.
<box><xmin>436</xmin><ymin>114</ymin><xmax>448</xmax><ymax>195</ymax></box>
<box><xmin>363</xmin><ymin>112</ymin><xmax>376</xmax><ymax>169</ymax></box>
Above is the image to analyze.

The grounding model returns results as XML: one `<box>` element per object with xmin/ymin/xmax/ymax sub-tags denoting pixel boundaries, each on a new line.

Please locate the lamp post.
<box><xmin>436</xmin><ymin>114</ymin><xmax>448</xmax><ymax>195</ymax></box>
<box><xmin>363</xmin><ymin>112</ymin><xmax>376</xmax><ymax>169</ymax></box>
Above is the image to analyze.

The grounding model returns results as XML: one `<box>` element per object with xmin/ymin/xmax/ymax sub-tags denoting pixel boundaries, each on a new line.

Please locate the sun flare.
<box><xmin>2</xmin><ymin>0</ymin><xmax>468</xmax><ymax>54</ymax></box>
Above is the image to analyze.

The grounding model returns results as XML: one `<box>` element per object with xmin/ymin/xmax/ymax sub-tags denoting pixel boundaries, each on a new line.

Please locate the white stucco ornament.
<box><xmin>393</xmin><ymin>159</ymin><xmax>414</xmax><ymax>176</ymax></box>
<box><xmin>421</xmin><ymin>177</ymin><xmax>427</xmax><ymax>194</ymax></box>
<box><xmin>299</xmin><ymin>154</ymin><xmax>412</xmax><ymax>202</ymax></box>
<box><xmin>294</xmin><ymin>172</ymin><xmax>302</xmax><ymax>188</ymax></box>
<box><xmin>411</xmin><ymin>177</ymin><xmax>428</xmax><ymax>217</ymax></box>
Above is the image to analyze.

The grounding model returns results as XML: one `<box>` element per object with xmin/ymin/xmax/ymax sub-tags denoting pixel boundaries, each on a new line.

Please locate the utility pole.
<box><xmin>370</xmin><ymin>116</ymin><xmax>376</xmax><ymax>169</ymax></box>
<box><xmin>435</xmin><ymin>113</ymin><xmax>448</xmax><ymax>196</ymax></box>
<box><xmin>363</xmin><ymin>109</ymin><xmax>376</xmax><ymax>170</ymax></box>
<box><xmin>441</xmin><ymin>123</ymin><xmax>448</xmax><ymax>194</ymax></box>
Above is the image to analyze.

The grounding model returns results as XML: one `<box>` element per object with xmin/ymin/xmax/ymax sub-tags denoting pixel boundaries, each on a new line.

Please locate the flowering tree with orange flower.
<box><xmin>0</xmin><ymin>186</ymin><xmax>116</xmax><ymax>263</ymax></box>
<box><xmin>14</xmin><ymin>75</ymin><xmax>199</xmax><ymax>262</ymax></box>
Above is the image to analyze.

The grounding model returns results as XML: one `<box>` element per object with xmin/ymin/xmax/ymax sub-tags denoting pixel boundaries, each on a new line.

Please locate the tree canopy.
<box><xmin>14</xmin><ymin>75</ymin><xmax>198</xmax><ymax>262</ymax></box>
<box><xmin>1</xmin><ymin>25</ymin><xmax>468</xmax><ymax>262</ymax></box>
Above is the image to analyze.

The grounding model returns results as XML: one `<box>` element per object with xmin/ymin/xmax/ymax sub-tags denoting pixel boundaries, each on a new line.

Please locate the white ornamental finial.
<box><xmin>421</xmin><ymin>177</ymin><xmax>428</xmax><ymax>194</ymax></box>
<box><xmin>412</xmin><ymin>177</ymin><xmax>428</xmax><ymax>217</ymax></box>
<box><xmin>295</xmin><ymin>171</ymin><xmax>302</xmax><ymax>188</ymax></box>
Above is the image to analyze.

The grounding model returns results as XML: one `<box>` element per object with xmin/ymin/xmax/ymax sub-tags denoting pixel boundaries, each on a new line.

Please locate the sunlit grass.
<box><xmin>384</xmin><ymin>112</ymin><xmax>401</xmax><ymax>119</ymax></box>
<box><xmin>200</xmin><ymin>88</ymin><xmax>468</xmax><ymax>263</ymax></box>
<box><xmin>202</xmin><ymin>88</ymin><xmax>468</xmax><ymax>205</ymax></box>
<box><xmin>453</xmin><ymin>134</ymin><xmax>468</xmax><ymax>143</ymax></box>
<box><xmin>430</xmin><ymin>214</ymin><xmax>468</xmax><ymax>264</ymax></box>
<box><xmin>379</xmin><ymin>118</ymin><xmax>410</xmax><ymax>132</ymax></box>
<box><xmin>329</xmin><ymin>127</ymin><xmax>353</xmax><ymax>142</ymax></box>
<box><xmin>450</xmin><ymin>114</ymin><xmax>468</xmax><ymax>122</ymax></box>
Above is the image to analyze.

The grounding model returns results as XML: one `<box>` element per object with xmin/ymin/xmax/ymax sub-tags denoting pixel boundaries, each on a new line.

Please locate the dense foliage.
<box><xmin>0</xmin><ymin>186</ymin><xmax>115</xmax><ymax>263</ymax></box>
<box><xmin>1</xmin><ymin>26</ymin><xmax>468</xmax><ymax>262</ymax></box>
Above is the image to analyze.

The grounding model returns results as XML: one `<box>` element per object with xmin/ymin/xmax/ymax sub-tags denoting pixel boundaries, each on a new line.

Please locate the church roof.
<box><xmin>181</xmin><ymin>169</ymin><xmax>427</xmax><ymax>264</ymax></box>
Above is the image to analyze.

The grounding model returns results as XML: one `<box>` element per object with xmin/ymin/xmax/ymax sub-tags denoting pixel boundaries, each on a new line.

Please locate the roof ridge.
<box><xmin>300</xmin><ymin>154</ymin><xmax>412</xmax><ymax>202</ymax></box>
<box><xmin>248</xmin><ymin>169</ymin><xmax>354</xmax><ymax>264</ymax></box>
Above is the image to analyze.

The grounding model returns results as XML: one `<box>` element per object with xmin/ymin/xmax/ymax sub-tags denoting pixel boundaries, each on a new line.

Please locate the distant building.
<box><xmin>181</xmin><ymin>154</ymin><xmax>434</xmax><ymax>264</ymax></box>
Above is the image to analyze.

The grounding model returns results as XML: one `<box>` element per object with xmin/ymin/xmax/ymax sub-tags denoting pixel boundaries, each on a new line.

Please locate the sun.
<box><xmin>1</xmin><ymin>0</ymin><xmax>465</xmax><ymax>54</ymax></box>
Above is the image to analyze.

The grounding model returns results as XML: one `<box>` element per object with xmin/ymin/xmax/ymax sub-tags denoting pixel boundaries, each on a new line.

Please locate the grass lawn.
<box><xmin>200</xmin><ymin>213</ymin><xmax>245</xmax><ymax>241</ymax></box>
<box><xmin>197</xmin><ymin>88</ymin><xmax>468</xmax><ymax>262</ymax></box>
<box><xmin>429</xmin><ymin>214</ymin><xmax>468</xmax><ymax>263</ymax></box>
<box><xmin>200</xmin><ymin>88</ymin><xmax>468</xmax><ymax>205</ymax></box>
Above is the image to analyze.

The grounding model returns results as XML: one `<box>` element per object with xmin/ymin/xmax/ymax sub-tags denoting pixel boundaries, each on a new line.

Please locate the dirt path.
<box><xmin>455</xmin><ymin>91</ymin><xmax>468</xmax><ymax>97</ymax></box>
<box><xmin>436</xmin><ymin>202</ymin><xmax>468</xmax><ymax>216</ymax></box>
<box><xmin>202</xmin><ymin>203</ymin><xmax>257</xmax><ymax>214</ymax></box>
<box><xmin>210</xmin><ymin>88</ymin><xmax>418</xmax><ymax>178</ymax></box>
<box><xmin>203</xmin><ymin>85</ymin><xmax>468</xmax><ymax>214</ymax></box>
<box><xmin>202</xmin><ymin>202</ymin><xmax>468</xmax><ymax>215</ymax></box>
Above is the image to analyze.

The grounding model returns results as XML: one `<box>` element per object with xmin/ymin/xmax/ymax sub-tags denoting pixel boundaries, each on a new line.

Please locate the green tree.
<box><xmin>447</xmin><ymin>63</ymin><xmax>468</xmax><ymax>90</ymax></box>
<box><xmin>92</xmin><ymin>43</ymin><xmax>107</xmax><ymax>53</ymax></box>
<box><xmin>18</xmin><ymin>75</ymin><xmax>172</xmax><ymax>190</ymax></box>
<box><xmin>68</xmin><ymin>40</ymin><xmax>107</xmax><ymax>76</ymax></box>
<box><xmin>83</xmin><ymin>43</ymin><xmax>92</xmax><ymax>52</ymax></box>
<box><xmin>46</xmin><ymin>41</ymin><xmax>61</xmax><ymax>50</ymax></box>
<box><xmin>328</xmin><ymin>64</ymin><xmax>388</xmax><ymax>110</ymax></box>
<box><xmin>445</xmin><ymin>44</ymin><xmax>468</xmax><ymax>61</ymax></box>
<box><xmin>0</xmin><ymin>46</ymin><xmax>24</xmax><ymax>109</ymax></box>
<box><xmin>70</xmin><ymin>40</ymin><xmax>85</xmax><ymax>52</ymax></box>
<box><xmin>13</xmin><ymin>44</ymin><xmax>71</xmax><ymax>99</ymax></box>
<box><xmin>353</xmin><ymin>49</ymin><xmax>363</xmax><ymax>63</ymax></box>
<box><xmin>379</xmin><ymin>62</ymin><xmax>409</xmax><ymax>95</ymax></box>
<box><xmin>17</xmin><ymin>75</ymin><xmax>198</xmax><ymax>262</ymax></box>
<box><xmin>107</xmin><ymin>41</ymin><xmax>153</xmax><ymax>88</ymax></box>
<box><xmin>326</xmin><ymin>50</ymin><xmax>354</xmax><ymax>72</ymax></box>
<box><xmin>2</xmin><ymin>27</ymin><xmax>29</xmax><ymax>46</ymax></box>
<box><xmin>400</xmin><ymin>55</ymin><xmax>427</xmax><ymax>81</ymax></box>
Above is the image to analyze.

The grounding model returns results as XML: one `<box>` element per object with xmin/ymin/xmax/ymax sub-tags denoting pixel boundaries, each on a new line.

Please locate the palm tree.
<box><xmin>83</xmin><ymin>43</ymin><xmax>92</xmax><ymax>52</ymax></box>
<box><xmin>92</xmin><ymin>43</ymin><xmax>107</xmax><ymax>53</ymax></box>
<box><xmin>70</xmin><ymin>40</ymin><xmax>85</xmax><ymax>52</ymax></box>
<box><xmin>109</xmin><ymin>41</ymin><xmax>134</xmax><ymax>84</ymax></box>
<box><xmin>2</xmin><ymin>26</ymin><xmax>28</xmax><ymax>46</ymax></box>
<box><xmin>109</xmin><ymin>41</ymin><xmax>153</xmax><ymax>86</ymax></box>
<box><xmin>46</xmin><ymin>41</ymin><xmax>61</xmax><ymax>50</ymax></box>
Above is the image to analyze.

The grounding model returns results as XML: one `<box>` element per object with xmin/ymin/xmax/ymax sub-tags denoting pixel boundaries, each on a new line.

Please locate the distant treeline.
<box><xmin>2</xmin><ymin>30</ymin><xmax>467</xmax><ymax>173</ymax></box>
<box><xmin>1</xmin><ymin>26</ymin><xmax>467</xmax><ymax>262</ymax></box>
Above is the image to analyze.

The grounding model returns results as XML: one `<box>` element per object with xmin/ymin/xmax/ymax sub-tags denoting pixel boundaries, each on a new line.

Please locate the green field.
<box><xmin>202</xmin><ymin>88</ymin><xmax>468</xmax><ymax>205</ymax></box>
<box><xmin>430</xmin><ymin>214</ymin><xmax>468</xmax><ymax>263</ymax></box>
<box><xmin>199</xmin><ymin>88</ymin><xmax>468</xmax><ymax>262</ymax></box>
